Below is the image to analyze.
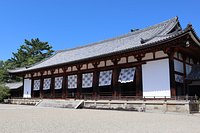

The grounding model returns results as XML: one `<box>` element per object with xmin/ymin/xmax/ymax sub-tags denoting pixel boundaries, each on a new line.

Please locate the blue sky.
<box><xmin>0</xmin><ymin>0</ymin><xmax>199</xmax><ymax>61</ymax></box>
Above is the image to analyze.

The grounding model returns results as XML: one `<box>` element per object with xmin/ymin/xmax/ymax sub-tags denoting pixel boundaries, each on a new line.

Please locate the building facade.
<box><xmin>9</xmin><ymin>17</ymin><xmax>200</xmax><ymax>99</ymax></box>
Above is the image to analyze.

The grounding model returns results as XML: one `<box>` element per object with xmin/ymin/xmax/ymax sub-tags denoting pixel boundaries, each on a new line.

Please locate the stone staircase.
<box><xmin>36</xmin><ymin>99</ymin><xmax>84</xmax><ymax>109</ymax></box>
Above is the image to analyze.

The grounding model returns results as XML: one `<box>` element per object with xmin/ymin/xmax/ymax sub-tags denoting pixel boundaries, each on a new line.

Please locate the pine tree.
<box><xmin>0</xmin><ymin>38</ymin><xmax>54</xmax><ymax>83</ymax></box>
<box><xmin>10</xmin><ymin>38</ymin><xmax>54</xmax><ymax>67</ymax></box>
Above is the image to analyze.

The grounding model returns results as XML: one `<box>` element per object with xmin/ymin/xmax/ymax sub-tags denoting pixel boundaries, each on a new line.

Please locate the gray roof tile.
<box><xmin>9</xmin><ymin>17</ymin><xmax>180</xmax><ymax>73</ymax></box>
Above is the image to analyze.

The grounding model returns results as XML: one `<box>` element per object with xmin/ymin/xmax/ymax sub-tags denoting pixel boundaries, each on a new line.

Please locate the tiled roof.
<box><xmin>9</xmin><ymin>17</ymin><xmax>182</xmax><ymax>73</ymax></box>
<box><xmin>5</xmin><ymin>82</ymin><xmax>23</xmax><ymax>90</ymax></box>
<box><xmin>186</xmin><ymin>65</ymin><xmax>200</xmax><ymax>81</ymax></box>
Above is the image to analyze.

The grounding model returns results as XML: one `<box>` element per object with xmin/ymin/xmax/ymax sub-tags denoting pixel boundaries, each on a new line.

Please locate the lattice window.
<box><xmin>99</xmin><ymin>70</ymin><xmax>112</xmax><ymax>86</ymax></box>
<box><xmin>82</xmin><ymin>73</ymin><xmax>93</xmax><ymax>88</ymax></box>
<box><xmin>33</xmin><ymin>80</ymin><xmax>40</xmax><ymax>91</ymax></box>
<box><xmin>55</xmin><ymin>77</ymin><xmax>63</xmax><ymax>89</ymax></box>
<box><xmin>118</xmin><ymin>67</ymin><xmax>135</xmax><ymax>83</ymax></box>
<box><xmin>43</xmin><ymin>78</ymin><xmax>51</xmax><ymax>90</ymax></box>
<box><xmin>68</xmin><ymin>75</ymin><xmax>77</xmax><ymax>89</ymax></box>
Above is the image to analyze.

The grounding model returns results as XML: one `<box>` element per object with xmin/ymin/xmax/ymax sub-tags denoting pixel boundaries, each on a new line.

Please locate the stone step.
<box><xmin>36</xmin><ymin>99</ymin><xmax>84</xmax><ymax>109</ymax></box>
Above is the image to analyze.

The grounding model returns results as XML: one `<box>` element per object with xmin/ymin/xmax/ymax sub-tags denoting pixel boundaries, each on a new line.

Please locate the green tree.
<box><xmin>0</xmin><ymin>38</ymin><xmax>54</xmax><ymax>83</ymax></box>
<box><xmin>0</xmin><ymin>84</ymin><xmax>10</xmax><ymax>102</ymax></box>
<box><xmin>10</xmin><ymin>38</ymin><xmax>54</xmax><ymax>68</ymax></box>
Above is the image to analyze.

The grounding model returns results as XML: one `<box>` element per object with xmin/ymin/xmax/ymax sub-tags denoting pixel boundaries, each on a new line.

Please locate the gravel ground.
<box><xmin>0</xmin><ymin>104</ymin><xmax>200</xmax><ymax>133</ymax></box>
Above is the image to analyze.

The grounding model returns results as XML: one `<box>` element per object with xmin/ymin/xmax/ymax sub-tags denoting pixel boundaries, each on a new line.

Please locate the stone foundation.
<box><xmin>84</xmin><ymin>100</ymin><xmax>199</xmax><ymax>114</ymax></box>
<box><xmin>4</xmin><ymin>98</ymin><xmax>41</xmax><ymax>105</ymax></box>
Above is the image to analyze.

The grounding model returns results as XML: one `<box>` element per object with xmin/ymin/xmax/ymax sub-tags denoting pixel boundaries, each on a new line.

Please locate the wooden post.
<box><xmin>49</xmin><ymin>70</ymin><xmax>55</xmax><ymax>98</ymax></box>
<box><xmin>111</xmin><ymin>58</ymin><xmax>120</xmax><ymax>98</ymax></box>
<box><xmin>182</xmin><ymin>55</ymin><xmax>187</xmax><ymax>95</ymax></box>
<box><xmin>31</xmin><ymin>74</ymin><xmax>34</xmax><ymax>98</ymax></box>
<box><xmin>76</xmin><ymin>65</ymin><xmax>82</xmax><ymax>99</ymax></box>
<box><xmin>166</xmin><ymin>48</ymin><xmax>176</xmax><ymax>97</ymax></box>
<box><xmin>62</xmin><ymin>68</ymin><xmax>67</xmax><ymax>99</ymax></box>
<box><xmin>135</xmin><ymin>65</ymin><xmax>143</xmax><ymax>96</ymax></box>
<box><xmin>135</xmin><ymin>54</ymin><xmax>144</xmax><ymax>97</ymax></box>
<box><xmin>22</xmin><ymin>75</ymin><xmax>25</xmax><ymax>98</ymax></box>
<box><xmin>50</xmin><ymin>77</ymin><xmax>55</xmax><ymax>99</ymax></box>
<box><xmin>39</xmin><ymin>72</ymin><xmax>44</xmax><ymax>98</ymax></box>
<box><xmin>92</xmin><ymin>62</ymin><xmax>100</xmax><ymax>98</ymax></box>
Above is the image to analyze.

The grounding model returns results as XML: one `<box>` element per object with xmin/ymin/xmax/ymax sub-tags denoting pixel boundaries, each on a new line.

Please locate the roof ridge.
<box><xmin>59</xmin><ymin>16</ymin><xmax>178</xmax><ymax>53</ymax></box>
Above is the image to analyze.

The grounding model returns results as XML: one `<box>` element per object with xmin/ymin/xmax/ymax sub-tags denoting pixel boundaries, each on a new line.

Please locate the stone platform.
<box><xmin>4</xmin><ymin>98</ymin><xmax>199</xmax><ymax>113</ymax></box>
<box><xmin>84</xmin><ymin>99</ymin><xmax>199</xmax><ymax>114</ymax></box>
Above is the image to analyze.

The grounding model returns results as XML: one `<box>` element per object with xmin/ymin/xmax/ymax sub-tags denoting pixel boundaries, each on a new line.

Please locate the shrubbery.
<box><xmin>0</xmin><ymin>84</ymin><xmax>10</xmax><ymax>102</ymax></box>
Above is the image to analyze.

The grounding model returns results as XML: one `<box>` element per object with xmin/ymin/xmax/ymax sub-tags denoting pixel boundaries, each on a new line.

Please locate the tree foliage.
<box><xmin>0</xmin><ymin>38</ymin><xmax>54</xmax><ymax>83</ymax></box>
<box><xmin>10</xmin><ymin>38</ymin><xmax>54</xmax><ymax>68</ymax></box>
<box><xmin>0</xmin><ymin>84</ymin><xmax>10</xmax><ymax>102</ymax></box>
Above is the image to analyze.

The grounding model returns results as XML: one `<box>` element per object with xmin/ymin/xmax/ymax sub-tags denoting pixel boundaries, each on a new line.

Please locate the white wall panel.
<box><xmin>23</xmin><ymin>78</ymin><xmax>32</xmax><ymax>98</ymax></box>
<box><xmin>142</xmin><ymin>59</ymin><xmax>170</xmax><ymax>97</ymax></box>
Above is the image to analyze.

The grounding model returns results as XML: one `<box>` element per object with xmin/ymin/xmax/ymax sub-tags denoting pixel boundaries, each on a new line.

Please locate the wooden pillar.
<box><xmin>135</xmin><ymin>54</ymin><xmax>144</xmax><ymax>97</ymax></box>
<box><xmin>50</xmin><ymin>77</ymin><xmax>55</xmax><ymax>98</ymax></box>
<box><xmin>135</xmin><ymin>65</ymin><xmax>143</xmax><ymax>96</ymax></box>
<box><xmin>50</xmin><ymin>70</ymin><xmax>55</xmax><ymax>98</ymax></box>
<box><xmin>31</xmin><ymin>74</ymin><xmax>34</xmax><ymax>98</ymax></box>
<box><xmin>22</xmin><ymin>75</ymin><xmax>25</xmax><ymax>98</ymax></box>
<box><xmin>166</xmin><ymin>48</ymin><xmax>176</xmax><ymax>97</ymax></box>
<box><xmin>62</xmin><ymin>68</ymin><xmax>67</xmax><ymax>99</ymax></box>
<box><xmin>76</xmin><ymin>65</ymin><xmax>82</xmax><ymax>99</ymax></box>
<box><xmin>39</xmin><ymin>72</ymin><xmax>44</xmax><ymax>98</ymax></box>
<box><xmin>182</xmin><ymin>55</ymin><xmax>187</xmax><ymax>95</ymax></box>
<box><xmin>92</xmin><ymin>62</ymin><xmax>100</xmax><ymax>98</ymax></box>
<box><xmin>112</xmin><ymin>58</ymin><xmax>120</xmax><ymax>98</ymax></box>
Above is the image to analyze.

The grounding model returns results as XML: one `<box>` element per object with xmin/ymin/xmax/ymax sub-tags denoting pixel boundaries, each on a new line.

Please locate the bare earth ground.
<box><xmin>0</xmin><ymin>104</ymin><xmax>200</xmax><ymax>133</ymax></box>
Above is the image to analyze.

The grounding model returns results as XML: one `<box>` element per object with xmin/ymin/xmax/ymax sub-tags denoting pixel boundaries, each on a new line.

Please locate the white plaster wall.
<box><xmin>155</xmin><ymin>51</ymin><xmax>167</xmax><ymax>58</ymax></box>
<box><xmin>98</xmin><ymin>61</ymin><xmax>105</xmax><ymax>67</ymax></box>
<box><xmin>59</xmin><ymin>68</ymin><xmax>64</xmax><ymax>73</ymax></box>
<box><xmin>66</xmin><ymin>67</ymin><xmax>72</xmax><ymax>72</ymax></box>
<box><xmin>23</xmin><ymin>78</ymin><xmax>32</xmax><ymax>98</ymax></box>
<box><xmin>142</xmin><ymin>59</ymin><xmax>171</xmax><ymax>97</ymax></box>
<box><xmin>128</xmin><ymin>56</ymin><xmax>137</xmax><ymax>63</ymax></box>
<box><xmin>106</xmin><ymin>60</ymin><xmax>114</xmax><ymax>66</ymax></box>
<box><xmin>142</xmin><ymin>53</ymin><xmax>153</xmax><ymax>60</ymax></box>
<box><xmin>81</xmin><ymin>64</ymin><xmax>87</xmax><ymax>70</ymax></box>
<box><xmin>72</xmin><ymin>66</ymin><xmax>77</xmax><ymax>71</ymax></box>
<box><xmin>88</xmin><ymin>63</ymin><xmax>94</xmax><ymax>69</ymax></box>
<box><xmin>118</xmin><ymin>57</ymin><xmax>127</xmax><ymax>64</ymax></box>
<box><xmin>54</xmin><ymin>69</ymin><xmax>59</xmax><ymax>74</ymax></box>
<box><xmin>174</xmin><ymin>59</ymin><xmax>184</xmax><ymax>73</ymax></box>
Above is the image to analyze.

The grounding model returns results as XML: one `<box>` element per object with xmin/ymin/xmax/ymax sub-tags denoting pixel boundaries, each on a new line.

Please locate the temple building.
<box><xmin>8</xmin><ymin>17</ymin><xmax>200</xmax><ymax>99</ymax></box>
